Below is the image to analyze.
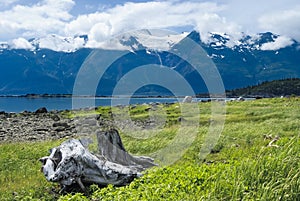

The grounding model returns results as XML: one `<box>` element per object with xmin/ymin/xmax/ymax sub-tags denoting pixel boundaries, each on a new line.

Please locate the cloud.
<box><xmin>65</xmin><ymin>1</ymin><xmax>241</xmax><ymax>44</ymax></box>
<box><xmin>260</xmin><ymin>36</ymin><xmax>294</xmax><ymax>51</ymax></box>
<box><xmin>1</xmin><ymin>0</ymin><xmax>300</xmax><ymax>48</ymax></box>
<box><xmin>258</xmin><ymin>6</ymin><xmax>300</xmax><ymax>41</ymax></box>
<box><xmin>0</xmin><ymin>0</ymin><xmax>75</xmax><ymax>40</ymax></box>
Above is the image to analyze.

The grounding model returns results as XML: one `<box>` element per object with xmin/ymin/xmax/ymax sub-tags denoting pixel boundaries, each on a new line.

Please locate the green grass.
<box><xmin>0</xmin><ymin>141</ymin><xmax>63</xmax><ymax>200</ymax></box>
<box><xmin>85</xmin><ymin>138</ymin><xmax>299</xmax><ymax>201</ymax></box>
<box><xmin>1</xmin><ymin>98</ymin><xmax>300</xmax><ymax>200</ymax></box>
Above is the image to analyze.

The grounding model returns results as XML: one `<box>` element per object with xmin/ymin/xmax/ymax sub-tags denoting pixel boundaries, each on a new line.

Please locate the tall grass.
<box><xmin>58</xmin><ymin>138</ymin><xmax>299</xmax><ymax>201</ymax></box>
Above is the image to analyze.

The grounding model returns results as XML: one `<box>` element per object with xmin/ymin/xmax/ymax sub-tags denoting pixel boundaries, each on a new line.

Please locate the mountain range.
<box><xmin>0</xmin><ymin>30</ymin><xmax>299</xmax><ymax>96</ymax></box>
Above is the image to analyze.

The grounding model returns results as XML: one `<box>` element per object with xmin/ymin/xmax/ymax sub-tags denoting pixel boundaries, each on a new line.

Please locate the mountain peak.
<box><xmin>0</xmin><ymin>30</ymin><xmax>297</xmax><ymax>53</ymax></box>
<box><xmin>256</xmin><ymin>32</ymin><xmax>278</xmax><ymax>44</ymax></box>
<box><xmin>187</xmin><ymin>30</ymin><xmax>296</xmax><ymax>51</ymax></box>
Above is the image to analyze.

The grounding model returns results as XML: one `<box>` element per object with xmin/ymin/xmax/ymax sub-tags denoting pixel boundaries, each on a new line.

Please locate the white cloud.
<box><xmin>1</xmin><ymin>0</ymin><xmax>300</xmax><ymax>50</ymax></box>
<box><xmin>65</xmin><ymin>1</ymin><xmax>240</xmax><ymax>44</ymax></box>
<box><xmin>11</xmin><ymin>37</ymin><xmax>34</xmax><ymax>49</ymax></box>
<box><xmin>65</xmin><ymin>12</ymin><xmax>111</xmax><ymax>37</ymax></box>
<box><xmin>258</xmin><ymin>6</ymin><xmax>300</xmax><ymax>41</ymax></box>
<box><xmin>194</xmin><ymin>13</ymin><xmax>241</xmax><ymax>43</ymax></box>
<box><xmin>0</xmin><ymin>0</ymin><xmax>75</xmax><ymax>40</ymax></box>
<box><xmin>212</xmin><ymin>0</ymin><xmax>300</xmax><ymax>43</ymax></box>
<box><xmin>260</xmin><ymin>36</ymin><xmax>294</xmax><ymax>51</ymax></box>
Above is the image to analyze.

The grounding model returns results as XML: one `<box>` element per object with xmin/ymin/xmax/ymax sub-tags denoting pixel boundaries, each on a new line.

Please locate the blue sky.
<box><xmin>71</xmin><ymin>0</ymin><xmax>153</xmax><ymax>15</ymax></box>
<box><xmin>0</xmin><ymin>0</ymin><xmax>299</xmax><ymax>43</ymax></box>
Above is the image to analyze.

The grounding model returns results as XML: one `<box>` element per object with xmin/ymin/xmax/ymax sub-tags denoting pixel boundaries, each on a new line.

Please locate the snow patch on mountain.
<box><xmin>0</xmin><ymin>42</ymin><xmax>9</xmax><ymax>50</ymax></box>
<box><xmin>90</xmin><ymin>29</ymin><xmax>189</xmax><ymax>52</ymax></box>
<box><xmin>11</xmin><ymin>38</ymin><xmax>34</xmax><ymax>50</ymax></box>
<box><xmin>30</xmin><ymin>34</ymin><xmax>86</xmax><ymax>52</ymax></box>
<box><xmin>132</xmin><ymin>30</ymin><xmax>189</xmax><ymax>51</ymax></box>
<box><xmin>204</xmin><ymin>32</ymin><xmax>243</xmax><ymax>49</ymax></box>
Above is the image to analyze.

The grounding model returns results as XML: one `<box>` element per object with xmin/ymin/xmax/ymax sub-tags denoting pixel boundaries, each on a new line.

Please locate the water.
<box><xmin>0</xmin><ymin>97</ymin><xmax>194</xmax><ymax>113</ymax></box>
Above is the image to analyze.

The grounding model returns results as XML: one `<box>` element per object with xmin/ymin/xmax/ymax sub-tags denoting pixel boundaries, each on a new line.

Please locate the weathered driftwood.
<box><xmin>39</xmin><ymin>129</ymin><xmax>156</xmax><ymax>192</ymax></box>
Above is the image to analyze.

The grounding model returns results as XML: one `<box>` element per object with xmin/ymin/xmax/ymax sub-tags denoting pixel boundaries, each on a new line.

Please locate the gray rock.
<box><xmin>54</xmin><ymin>126</ymin><xmax>66</xmax><ymax>132</ymax></box>
<box><xmin>182</xmin><ymin>96</ymin><xmax>193</xmax><ymax>103</ymax></box>
<box><xmin>51</xmin><ymin>114</ymin><xmax>60</xmax><ymax>121</ymax></box>
<box><xmin>34</xmin><ymin>128</ymin><xmax>49</xmax><ymax>132</ymax></box>
<box><xmin>53</xmin><ymin>122</ymin><xmax>69</xmax><ymax>128</ymax></box>
<box><xmin>82</xmin><ymin>118</ymin><xmax>98</xmax><ymax>126</ymax></box>
<box><xmin>35</xmin><ymin>107</ymin><xmax>48</xmax><ymax>114</ymax></box>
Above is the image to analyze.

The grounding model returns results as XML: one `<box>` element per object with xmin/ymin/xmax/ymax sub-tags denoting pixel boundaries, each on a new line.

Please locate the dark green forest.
<box><xmin>226</xmin><ymin>78</ymin><xmax>300</xmax><ymax>97</ymax></box>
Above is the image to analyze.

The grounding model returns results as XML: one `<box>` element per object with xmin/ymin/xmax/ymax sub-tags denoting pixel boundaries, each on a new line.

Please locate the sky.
<box><xmin>0</xmin><ymin>0</ymin><xmax>300</xmax><ymax>44</ymax></box>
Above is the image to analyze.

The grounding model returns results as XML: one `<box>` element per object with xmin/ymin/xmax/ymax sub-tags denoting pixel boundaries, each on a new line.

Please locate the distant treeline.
<box><xmin>226</xmin><ymin>78</ymin><xmax>300</xmax><ymax>97</ymax></box>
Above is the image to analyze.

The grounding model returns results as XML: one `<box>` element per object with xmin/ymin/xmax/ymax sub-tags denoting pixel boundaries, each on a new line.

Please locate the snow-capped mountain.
<box><xmin>1</xmin><ymin>29</ymin><xmax>188</xmax><ymax>53</ymax></box>
<box><xmin>1</xmin><ymin>29</ymin><xmax>296</xmax><ymax>53</ymax></box>
<box><xmin>199</xmin><ymin>31</ymin><xmax>295</xmax><ymax>51</ymax></box>
<box><xmin>0</xmin><ymin>30</ymin><xmax>299</xmax><ymax>95</ymax></box>
<box><xmin>4</xmin><ymin>35</ymin><xmax>88</xmax><ymax>52</ymax></box>
<box><xmin>189</xmin><ymin>31</ymin><xmax>300</xmax><ymax>89</ymax></box>
<box><xmin>97</xmin><ymin>29</ymin><xmax>189</xmax><ymax>52</ymax></box>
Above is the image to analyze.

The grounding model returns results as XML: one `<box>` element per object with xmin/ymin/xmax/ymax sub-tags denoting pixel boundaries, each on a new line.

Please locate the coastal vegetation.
<box><xmin>0</xmin><ymin>98</ymin><xmax>299</xmax><ymax>200</ymax></box>
<box><xmin>226</xmin><ymin>78</ymin><xmax>300</xmax><ymax>97</ymax></box>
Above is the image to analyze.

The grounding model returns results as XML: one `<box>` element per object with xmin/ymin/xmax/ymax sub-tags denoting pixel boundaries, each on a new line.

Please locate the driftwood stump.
<box><xmin>39</xmin><ymin>129</ymin><xmax>156</xmax><ymax>192</ymax></box>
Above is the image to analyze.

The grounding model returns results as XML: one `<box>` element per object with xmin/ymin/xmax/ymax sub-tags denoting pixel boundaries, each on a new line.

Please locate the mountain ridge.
<box><xmin>1</xmin><ymin>30</ymin><xmax>298</xmax><ymax>52</ymax></box>
<box><xmin>0</xmin><ymin>30</ymin><xmax>299</xmax><ymax>95</ymax></box>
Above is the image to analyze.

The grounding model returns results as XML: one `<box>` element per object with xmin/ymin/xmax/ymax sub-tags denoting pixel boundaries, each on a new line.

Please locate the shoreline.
<box><xmin>0</xmin><ymin>94</ymin><xmax>187</xmax><ymax>98</ymax></box>
<box><xmin>0</xmin><ymin>96</ymin><xmax>272</xmax><ymax>143</ymax></box>
<box><xmin>0</xmin><ymin>96</ymin><xmax>212</xmax><ymax>113</ymax></box>
<box><xmin>0</xmin><ymin>101</ymin><xmax>178</xmax><ymax>143</ymax></box>
<box><xmin>0</xmin><ymin>95</ymin><xmax>260</xmax><ymax>114</ymax></box>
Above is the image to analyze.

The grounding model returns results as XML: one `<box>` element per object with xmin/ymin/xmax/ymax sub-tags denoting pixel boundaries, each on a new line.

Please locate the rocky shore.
<box><xmin>0</xmin><ymin>107</ymin><xmax>104</xmax><ymax>142</ymax></box>
<box><xmin>0</xmin><ymin>105</ymin><xmax>163</xmax><ymax>143</ymax></box>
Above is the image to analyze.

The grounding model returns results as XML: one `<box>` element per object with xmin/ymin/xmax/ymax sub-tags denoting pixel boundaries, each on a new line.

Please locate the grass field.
<box><xmin>0</xmin><ymin>98</ymin><xmax>299</xmax><ymax>200</ymax></box>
